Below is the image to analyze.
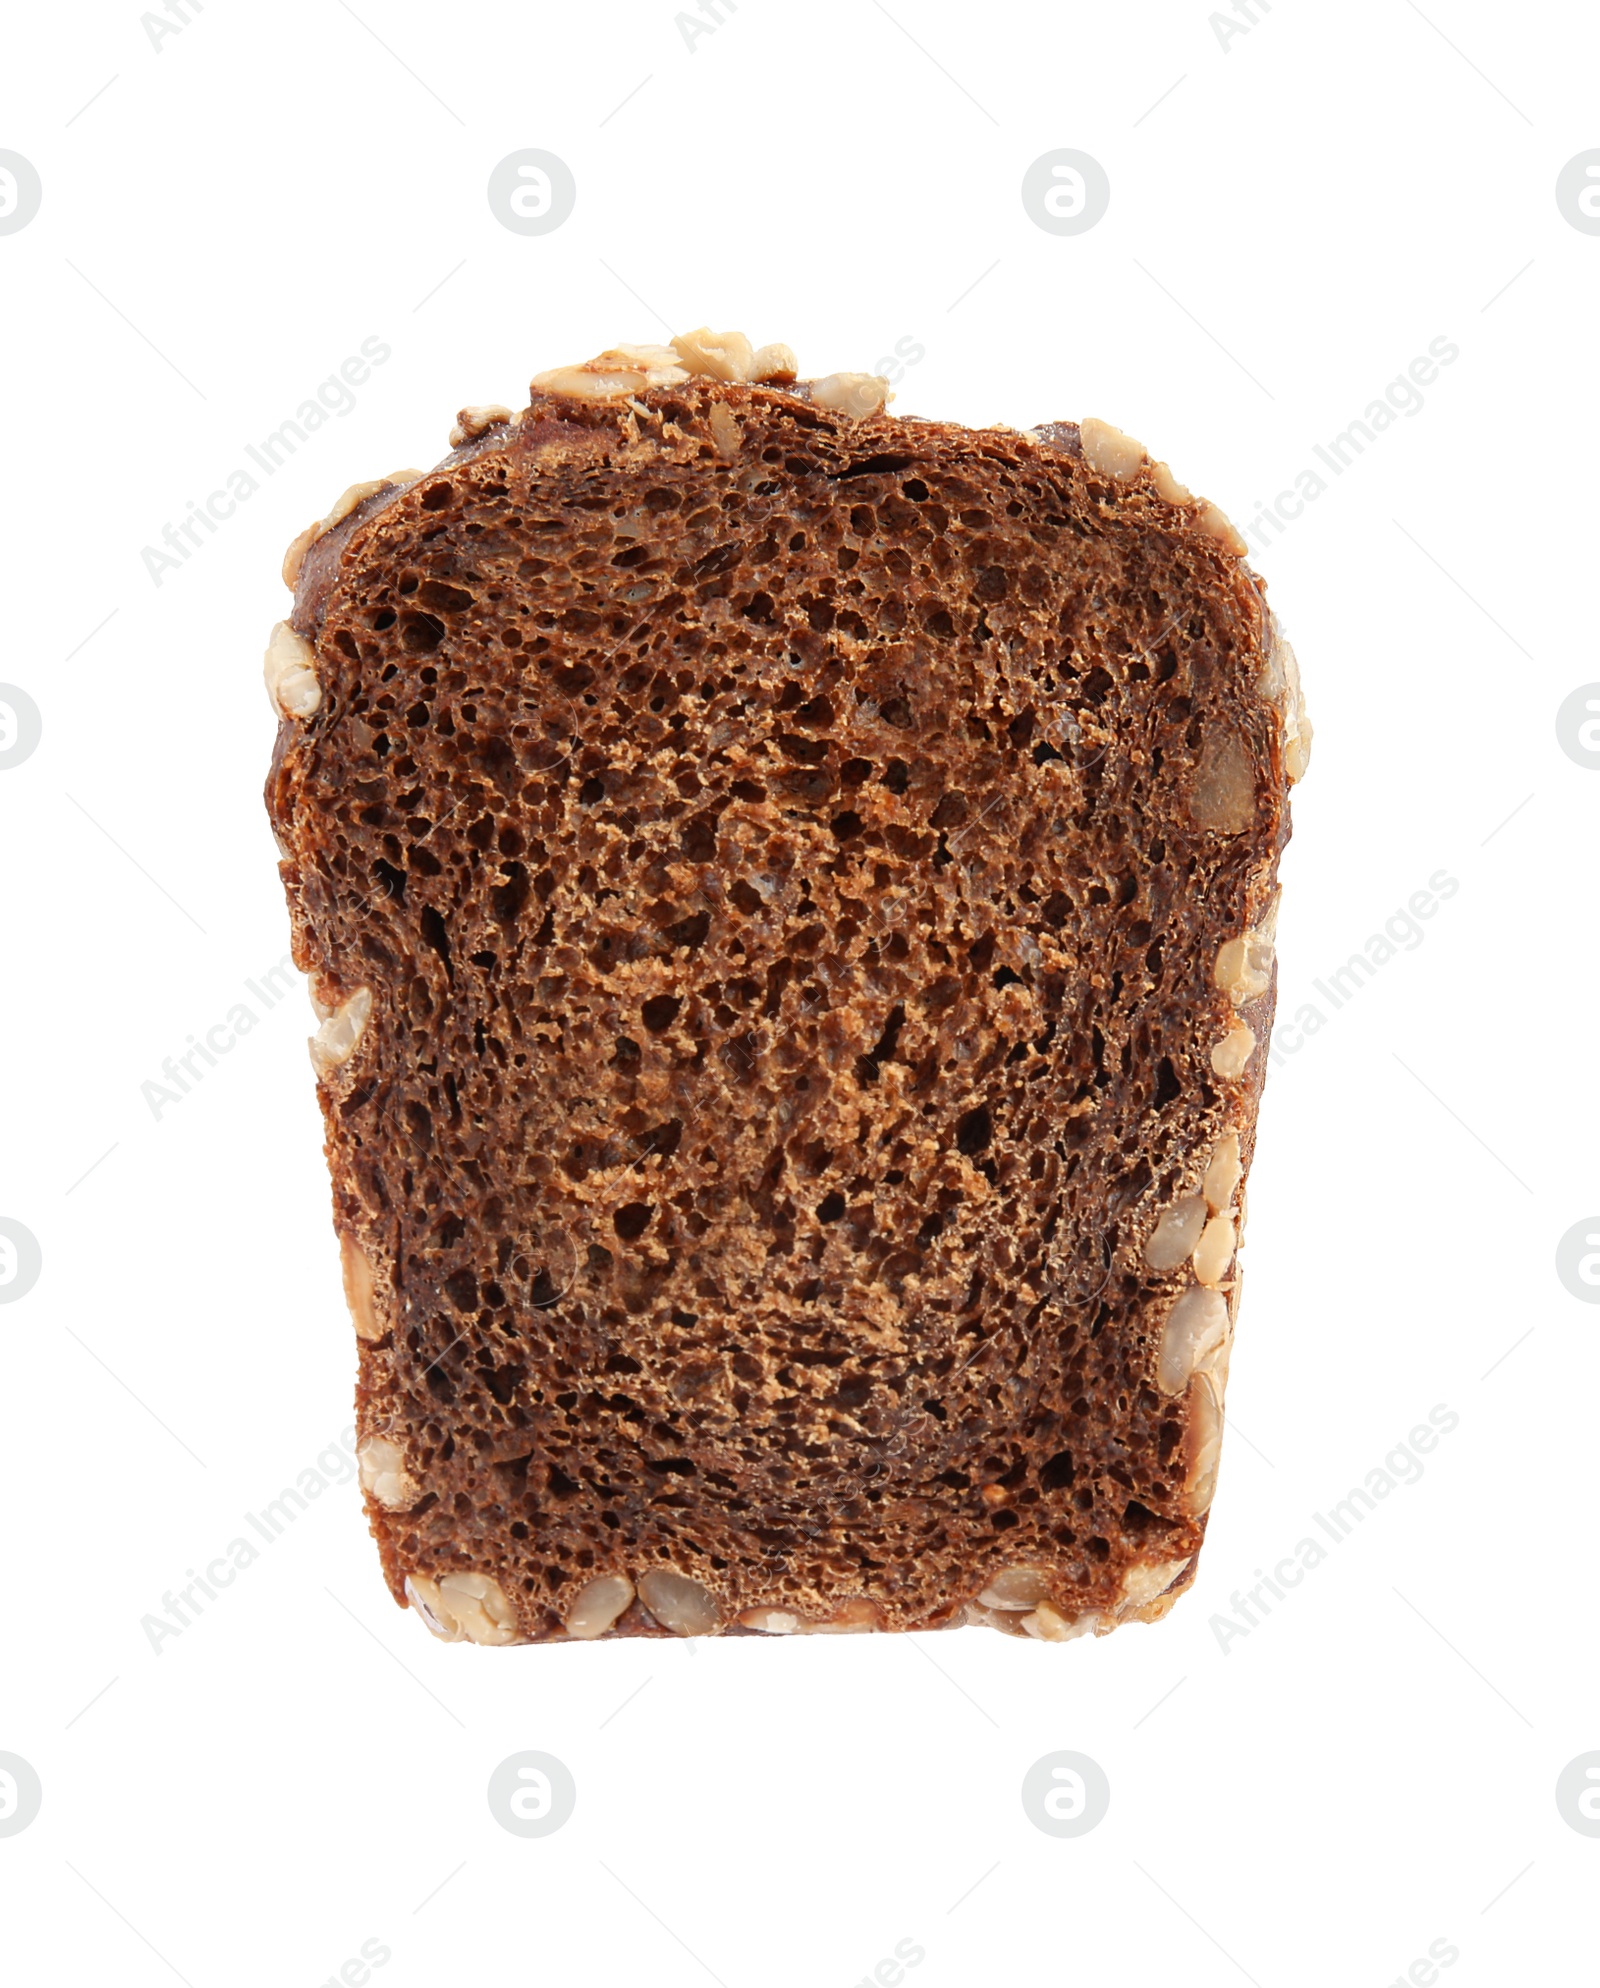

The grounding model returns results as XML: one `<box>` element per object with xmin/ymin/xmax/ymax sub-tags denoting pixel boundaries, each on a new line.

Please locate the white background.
<box><xmin>2</xmin><ymin>1</ymin><xmax>1596</xmax><ymax>1982</ymax></box>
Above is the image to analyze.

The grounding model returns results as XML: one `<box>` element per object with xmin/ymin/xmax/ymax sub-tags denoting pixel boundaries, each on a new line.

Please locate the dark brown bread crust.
<box><xmin>265</xmin><ymin>376</ymin><xmax>1294</xmax><ymax>1644</ymax></box>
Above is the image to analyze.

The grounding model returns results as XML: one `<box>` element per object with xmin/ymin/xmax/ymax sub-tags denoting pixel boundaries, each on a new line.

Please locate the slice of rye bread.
<box><xmin>263</xmin><ymin>332</ymin><xmax>1310</xmax><ymax>1648</ymax></box>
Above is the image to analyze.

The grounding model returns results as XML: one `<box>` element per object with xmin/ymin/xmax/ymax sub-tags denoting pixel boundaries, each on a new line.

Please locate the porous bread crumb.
<box><xmin>266</xmin><ymin>380</ymin><xmax>1297</xmax><ymax>1645</ymax></box>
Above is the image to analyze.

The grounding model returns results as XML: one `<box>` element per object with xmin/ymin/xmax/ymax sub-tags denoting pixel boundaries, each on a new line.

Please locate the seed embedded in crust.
<box><xmin>324</xmin><ymin>479</ymin><xmax>391</xmax><ymax>532</ymax></box>
<box><xmin>1205</xmin><ymin>1309</ymin><xmax>1235</xmax><ymax>1393</ymax></box>
<box><xmin>750</xmin><ymin>342</ymin><xmax>798</xmax><ymax>382</ymax></box>
<box><xmin>1261</xmin><ymin>614</ymin><xmax>1313</xmax><ymax>785</ymax></box>
<box><xmin>966</xmin><ymin>1600</ymin><xmax>1028</xmax><ymax>1635</ymax></box>
<box><xmin>450</xmin><ymin>403</ymin><xmax>514</xmax><ymax>448</ymax></box>
<box><xmin>809</xmin><ymin>1598</ymin><xmax>882</xmax><ymax>1634</ymax></box>
<box><xmin>263</xmin><ymin>621</ymin><xmax>321</xmax><ymax>720</ymax></box>
<box><xmin>1079</xmin><ymin>417</ymin><xmax>1146</xmax><ymax>481</ymax></box>
<box><xmin>448</xmin><ymin>1572</ymin><xmax>521</xmax><ymax>1644</ymax></box>
<box><xmin>1192</xmin><ymin>1213</ymin><xmax>1236</xmax><ymax>1287</ymax></box>
<box><xmin>739</xmin><ymin>1606</ymin><xmax>804</xmax><ymax>1634</ymax></box>
<box><xmin>1158</xmin><ymin>1286</ymin><xmax>1229</xmax><ymax>1395</ymax></box>
<box><xmin>1021</xmin><ymin>1600</ymin><xmax>1099</xmax><ymax>1642</ymax></box>
<box><xmin>1197</xmin><ymin>500</ymin><xmax>1248</xmax><ymax>555</ymax></box>
<box><xmin>736</xmin><ymin>1597</ymin><xmax>879</xmax><ymax>1634</ymax></box>
<box><xmin>1190</xmin><ymin>732</ymin><xmax>1256</xmax><ymax>834</ymax></box>
<box><xmin>1116</xmin><ymin>1558</ymin><xmax>1193</xmax><ymax>1625</ymax></box>
<box><xmin>1285</xmin><ymin>718</ymin><xmax>1313</xmax><ymax>784</ymax></box>
<box><xmin>405</xmin><ymin>1574</ymin><xmax>460</xmax><ymax>1641</ymax></box>
<box><xmin>1210</xmin><ymin>1022</ymin><xmax>1256</xmax><ymax>1079</ymax></box>
<box><xmin>1185</xmin><ymin>1370</ymin><xmax>1225</xmax><ymax>1514</ymax></box>
<box><xmin>358</xmin><ymin>1436</ymin><xmax>420</xmax><ymax>1511</ymax></box>
<box><xmin>1151</xmin><ymin>459</ymin><xmax>1191</xmax><ymax>504</ymax></box>
<box><xmin>309</xmin><ymin>986</ymin><xmax>372</xmax><ymax>1076</ymax></box>
<box><xmin>280</xmin><ymin>474</ymin><xmax>420</xmax><ymax>591</ymax></box>
<box><xmin>1282</xmin><ymin>652</ymin><xmax>1313</xmax><ymax>782</ymax></box>
<box><xmin>637</xmin><ymin>1568</ymin><xmax>720</xmax><ymax>1636</ymax></box>
<box><xmin>340</xmin><ymin>1233</ymin><xmax>383</xmax><ymax>1342</ymax></box>
<box><xmin>707</xmin><ymin>402</ymin><xmax>742</xmax><ymax>458</ymax></box>
<box><xmin>671</xmin><ymin>327</ymin><xmax>756</xmax><ymax>383</ymax></box>
<box><xmin>323</xmin><ymin>471</ymin><xmax>423</xmax><ymax>533</ymax></box>
<box><xmin>281</xmin><ymin>521</ymin><xmax>321</xmax><ymax>591</ymax></box>
<box><xmin>1117</xmin><ymin>1557</ymin><xmax>1192</xmax><ymax>1617</ymax></box>
<box><xmin>564</xmin><ymin>1572</ymin><xmax>635</xmax><ymax>1640</ymax></box>
<box><xmin>1144</xmin><ymin>1193</ymin><xmax>1208</xmax><ymax>1271</ymax></box>
<box><xmin>532</xmin><ymin>345</ymin><xmax>689</xmax><ymax>400</ymax></box>
<box><xmin>415</xmin><ymin>1570</ymin><xmax>521</xmax><ymax>1646</ymax></box>
<box><xmin>1203</xmin><ymin>1131</ymin><xmax>1242</xmax><ymax>1213</ymax></box>
<box><xmin>977</xmin><ymin>1566</ymin><xmax>1053</xmax><ymax>1610</ymax></box>
<box><xmin>1214</xmin><ymin>898</ymin><xmax>1279</xmax><ymax>1007</ymax></box>
<box><xmin>811</xmin><ymin>372</ymin><xmax>892</xmax><ymax>418</ymax></box>
<box><xmin>1215</xmin><ymin>936</ymin><xmax>1269</xmax><ymax>1005</ymax></box>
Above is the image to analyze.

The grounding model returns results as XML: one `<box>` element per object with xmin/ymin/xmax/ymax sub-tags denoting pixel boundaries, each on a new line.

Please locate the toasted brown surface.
<box><xmin>265</xmin><ymin>373</ymin><xmax>1296</xmax><ymax>1644</ymax></box>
